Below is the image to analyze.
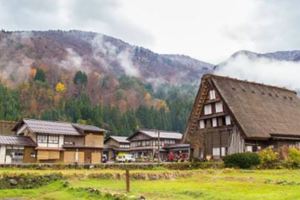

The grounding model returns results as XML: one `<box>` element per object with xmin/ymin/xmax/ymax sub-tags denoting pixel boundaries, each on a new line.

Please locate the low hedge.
<box><xmin>223</xmin><ymin>152</ymin><xmax>260</xmax><ymax>169</ymax></box>
<box><xmin>0</xmin><ymin>162</ymin><xmax>223</xmax><ymax>170</ymax></box>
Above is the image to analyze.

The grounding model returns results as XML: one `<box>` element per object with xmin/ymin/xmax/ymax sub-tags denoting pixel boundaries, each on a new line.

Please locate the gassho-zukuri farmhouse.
<box><xmin>183</xmin><ymin>74</ymin><xmax>300</xmax><ymax>160</ymax></box>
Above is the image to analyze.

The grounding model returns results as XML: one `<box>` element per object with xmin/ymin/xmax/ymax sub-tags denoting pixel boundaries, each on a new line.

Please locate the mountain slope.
<box><xmin>0</xmin><ymin>30</ymin><xmax>213</xmax><ymax>87</ymax></box>
<box><xmin>216</xmin><ymin>50</ymin><xmax>300</xmax><ymax>69</ymax></box>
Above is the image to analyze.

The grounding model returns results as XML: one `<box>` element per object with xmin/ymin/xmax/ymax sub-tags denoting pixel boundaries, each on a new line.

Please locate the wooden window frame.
<box><xmin>37</xmin><ymin>135</ymin><xmax>48</xmax><ymax>143</ymax></box>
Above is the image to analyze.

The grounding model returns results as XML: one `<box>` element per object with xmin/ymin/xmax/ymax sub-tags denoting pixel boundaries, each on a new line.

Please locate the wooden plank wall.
<box><xmin>228</xmin><ymin>126</ymin><xmax>245</xmax><ymax>154</ymax></box>
<box><xmin>85</xmin><ymin>133</ymin><xmax>103</xmax><ymax>147</ymax></box>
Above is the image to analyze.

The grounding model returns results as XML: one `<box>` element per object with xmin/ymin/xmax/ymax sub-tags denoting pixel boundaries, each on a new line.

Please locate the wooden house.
<box><xmin>0</xmin><ymin>135</ymin><xmax>35</xmax><ymax>164</ymax></box>
<box><xmin>127</xmin><ymin>129</ymin><xmax>183</xmax><ymax>161</ymax></box>
<box><xmin>12</xmin><ymin>119</ymin><xmax>106</xmax><ymax>164</ymax></box>
<box><xmin>104</xmin><ymin>136</ymin><xmax>130</xmax><ymax>161</ymax></box>
<box><xmin>183</xmin><ymin>74</ymin><xmax>300</xmax><ymax>160</ymax></box>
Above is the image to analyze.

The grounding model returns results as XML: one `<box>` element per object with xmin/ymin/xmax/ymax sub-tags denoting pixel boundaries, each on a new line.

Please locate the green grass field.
<box><xmin>0</xmin><ymin>169</ymin><xmax>300</xmax><ymax>200</ymax></box>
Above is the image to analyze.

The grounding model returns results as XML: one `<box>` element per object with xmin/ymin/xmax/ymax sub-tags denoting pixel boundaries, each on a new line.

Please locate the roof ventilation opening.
<box><xmin>268</xmin><ymin>93</ymin><xmax>272</xmax><ymax>97</ymax></box>
<box><xmin>232</xmin><ymin>87</ymin><xmax>236</xmax><ymax>91</ymax></box>
<box><xmin>242</xmin><ymin>89</ymin><xmax>246</xmax><ymax>92</ymax></box>
<box><xmin>251</xmin><ymin>90</ymin><xmax>255</xmax><ymax>94</ymax></box>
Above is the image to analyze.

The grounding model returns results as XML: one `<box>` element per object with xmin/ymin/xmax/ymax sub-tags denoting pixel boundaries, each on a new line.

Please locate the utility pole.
<box><xmin>157</xmin><ymin>129</ymin><xmax>161</xmax><ymax>163</ymax></box>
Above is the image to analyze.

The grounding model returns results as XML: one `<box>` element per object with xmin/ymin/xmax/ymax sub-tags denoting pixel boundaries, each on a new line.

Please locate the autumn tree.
<box><xmin>55</xmin><ymin>82</ymin><xmax>66</xmax><ymax>93</ymax></box>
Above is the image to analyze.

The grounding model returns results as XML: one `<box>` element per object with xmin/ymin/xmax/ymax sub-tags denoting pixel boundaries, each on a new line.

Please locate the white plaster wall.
<box><xmin>0</xmin><ymin>145</ymin><xmax>6</xmax><ymax>164</ymax></box>
<box><xmin>48</xmin><ymin>143</ymin><xmax>59</xmax><ymax>148</ymax></box>
<box><xmin>59</xmin><ymin>135</ymin><xmax>64</xmax><ymax>147</ymax></box>
<box><xmin>37</xmin><ymin>143</ymin><xmax>48</xmax><ymax>147</ymax></box>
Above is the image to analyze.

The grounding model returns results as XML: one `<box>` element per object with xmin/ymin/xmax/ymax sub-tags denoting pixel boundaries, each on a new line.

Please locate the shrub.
<box><xmin>223</xmin><ymin>152</ymin><xmax>260</xmax><ymax>169</ymax></box>
<box><xmin>258</xmin><ymin>147</ymin><xmax>279</xmax><ymax>168</ymax></box>
<box><xmin>287</xmin><ymin>147</ymin><xmax>300</xmax><ymax>168</ymax></box>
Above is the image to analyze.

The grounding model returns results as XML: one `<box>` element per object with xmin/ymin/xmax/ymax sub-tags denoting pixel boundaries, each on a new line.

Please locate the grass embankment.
<box><xmin>0</xmin><ymin>169</ymin><xmax>300</xmax><ymax>200</ymax></box>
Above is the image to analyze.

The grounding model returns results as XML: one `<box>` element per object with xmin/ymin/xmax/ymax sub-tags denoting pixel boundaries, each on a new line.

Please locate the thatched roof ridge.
<box><xmin>204</xmin><ymin>74</ymin><xmax>297</xmax><ymax>94</ymax></box>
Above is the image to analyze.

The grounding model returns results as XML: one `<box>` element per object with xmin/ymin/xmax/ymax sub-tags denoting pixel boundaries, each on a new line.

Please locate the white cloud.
<box><xmin>215</xmin><ymin>54</ymin><xmax>300</xmax><ymax>91</ymax></box>
<box><xmin>0</xmin><ymin>0</ymin><xmax>300</xmax><ymax>63</ymax></box>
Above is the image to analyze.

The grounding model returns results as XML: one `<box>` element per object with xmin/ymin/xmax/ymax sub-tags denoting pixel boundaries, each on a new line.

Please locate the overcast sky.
<box><xmin>0</xmin><ymin>0</ymin><xmax>299</xmax><ymax>63</ymax></box>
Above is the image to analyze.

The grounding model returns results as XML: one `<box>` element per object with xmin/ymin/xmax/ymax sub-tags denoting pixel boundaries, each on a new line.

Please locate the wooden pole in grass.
<box><xmin>125</xmin><ymin>169</ymin><xmax>130</xmax><ymax>192</ymax></box>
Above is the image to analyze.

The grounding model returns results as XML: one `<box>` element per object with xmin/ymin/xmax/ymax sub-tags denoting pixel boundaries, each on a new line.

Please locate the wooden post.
<box><xmin>125</xmin><ymin>169</ymin><xmax>130</xmax><ymax>192</ymax></box>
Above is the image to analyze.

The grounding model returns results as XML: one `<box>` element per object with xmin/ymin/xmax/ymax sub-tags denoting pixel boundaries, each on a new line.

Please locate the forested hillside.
<box><xmin>0</xmin><ymin>71</ymin><xmax>196</xmax><ymax>135</ymax></box>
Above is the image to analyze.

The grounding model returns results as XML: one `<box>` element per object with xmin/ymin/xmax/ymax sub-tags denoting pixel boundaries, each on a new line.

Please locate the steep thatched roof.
<box><xmin>210</xmin><ymin>74</ymin><xmax>300</xmax><ymax>139</ymax></box>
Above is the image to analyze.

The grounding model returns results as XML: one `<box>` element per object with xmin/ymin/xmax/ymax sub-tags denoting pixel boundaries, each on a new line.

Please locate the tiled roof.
<box><xmin>23</xmin><ymin>119</ymin><xmax>80</xmax><ymax>135</ymax></box>
<box><xmin>131</xmin><ymin>129</ymin><xmax>182</xmax><ymax>140</ymax></box>
<box><xmin>13</xmin><ymin>119</ymin><xmax>106</xmax><ymax>136</ymax></box>
<box><xmin>110</xmin><ymin>136</ymin><xmax>129</xmax><ymax>143</ymax></box>
<box><xmin>0</xmin><ymin>135</ymin><xmax>36</xmax><ymax>146</ymax></box>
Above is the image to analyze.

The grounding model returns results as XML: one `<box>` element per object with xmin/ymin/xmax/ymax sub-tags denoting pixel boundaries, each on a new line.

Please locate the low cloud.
<box><xmin>215</xmin><ymin>54</ymin><xmax>300</xmax><ymax>92</ymax></box>
<box><xmin>59</xmin><ymin>48</ymin><xmax>90</xmax><ymax>73</ymax></box>
<box><xmin>91</xmin><ymin>34</ymin><xmax>140</xmax><ymax>77</ymax></box>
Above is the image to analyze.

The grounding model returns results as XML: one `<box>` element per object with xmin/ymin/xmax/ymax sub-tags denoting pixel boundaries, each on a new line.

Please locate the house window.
<box><xmin>221</xmin><ymin>147</ymin><xmax>226</xmax><ymax>156</ymax></box>
<box><xmin>213</xmin><ymin>148</ymin><xmax>220</xmax><ymax>156</ymax></box>
<box><xmin>215</xmin><ymin>102</ymin><xmax>223</xmax><ymax>113</ymax></box>
<box><xmin>48</xmin><ymin>135</ymin><xmax>59</xmax><ymax>144</ymax></box>
<box><xmin>199</xmin><ymin>120</ymin><xmax>205</xmax><ymax>129</ymax></box>
<box><xmin>246</xmin><ymin>146</ymin><xmax>253</xmax><ymax>152</ymax></box>
<box><xmin>145</xmin><ymin>141</ymin><xmax>151</xmax><ymax>146</ymax></box>
<box><xmin>209</xmin><ymin>90</ymin><xmax>216</xmax><ymax>100</ymax></box>
<box><xmin>213</xmin><ymin>147</ymin><xmax>226</xmax><ymax>157</ymax></box>
<box><xmin>212</xmin><ymin>118</ymin><xmax>217</xmax><ymax>127</ymax></box>
<box><xmin>204</xmin><ymin>104</ymin><xmax>212</xmax><ymax>115</ymax></box>
<box><xmin>37</xmin><ymin>135</ymin><xmax>48</xmax><ymax>143</ymax></box>
<box><xmin>225</xmin><ymin>115</ymin><xmax>231</xmax><ymax>125</ymax></box>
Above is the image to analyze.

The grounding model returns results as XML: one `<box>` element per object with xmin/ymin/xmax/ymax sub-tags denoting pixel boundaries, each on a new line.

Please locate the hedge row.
<box><xmin>0</xmin><ymin>162</ymin><xmax>223</xmax><ymax>170</ymax></box>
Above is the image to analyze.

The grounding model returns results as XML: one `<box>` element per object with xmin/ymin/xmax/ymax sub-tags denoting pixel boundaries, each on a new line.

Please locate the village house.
<box><xmin>0</xmin><ymin>135</ymin><xmax>36</xmax><ymax>164</ymax></box>
<box><xmin>103</xmin><ymin>136</ymin><xmax>130</xmax><ymax>161</ymax></box>
<box><xmin>183</xmin><ymin>74</ymin><xmax>300</xmax><ymax>160</ymax></box>
<box><xmin>127</xmin><ymin>129</ymin><xmax>188</xmax><ymax>161</ymax></box>
<box><xmin>11</xmin><ymin>119</ymin><xmax>106</xmax><ymax>164</ymax></box>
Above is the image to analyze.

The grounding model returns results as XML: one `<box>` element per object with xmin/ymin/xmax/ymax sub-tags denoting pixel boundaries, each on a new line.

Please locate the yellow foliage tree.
<box><xmin>55</xmin><ymin>82</ymin><xmax>66</xmax><ymax>93</ymax></box>
<box><xmin>156</xmin><ymin>99</ymin><xmax>169</xmax><ymax>111</ymax></box>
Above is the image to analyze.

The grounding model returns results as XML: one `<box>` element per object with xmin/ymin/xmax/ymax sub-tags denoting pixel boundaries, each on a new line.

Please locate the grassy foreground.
<box><xmin>0</xmin><ymin>168</ymin><xmax>300</xmax><ymax>200</ymax></box>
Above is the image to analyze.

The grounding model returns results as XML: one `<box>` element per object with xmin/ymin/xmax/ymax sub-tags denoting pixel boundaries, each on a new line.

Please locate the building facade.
<box><xmin>183</xmin><ymin>74</ymin><xmax>300</xmax><ymax>160</ymax></box>
<box><xmin>127</xmin><ymin>129</ymin><xmax>184</xmax><ymax>161</ymax></box>
<box><xmin>103</xmin><ymin>136</ymin><xmax>130</xmax><ymax>161</ymax></box>
<box><xmin>12</xmin><ymin>119</ymin><xmax>106</xmax><ymax>164</ymax></box>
